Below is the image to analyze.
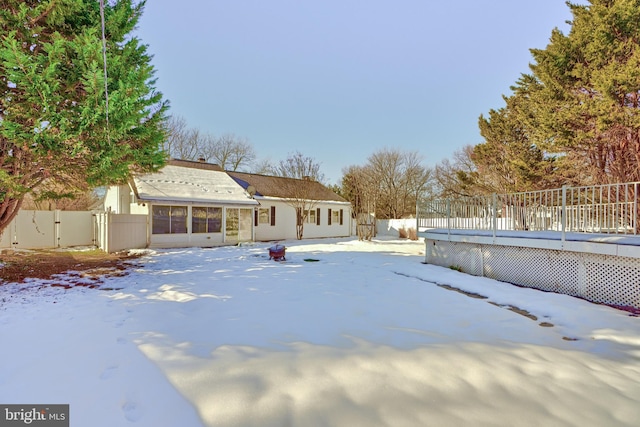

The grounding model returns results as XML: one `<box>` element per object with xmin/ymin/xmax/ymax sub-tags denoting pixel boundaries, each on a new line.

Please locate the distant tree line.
<box><xmin>340</xmin><ymin>148</ymin><xmax>432</xmax><ymax>220</ymax></box>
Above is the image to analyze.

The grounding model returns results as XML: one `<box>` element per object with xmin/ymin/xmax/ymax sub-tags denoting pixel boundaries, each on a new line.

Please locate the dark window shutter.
<box><xmin>316</xmin><ymin>208</ymin><xmax>320</xmax><ymax>225</ymax></box>
<box><xmin>270</xmin><ymin>206</ymin><xmax>276</xmax><ymax>226</ymax></box>
<box><xmin>254</xmin><ymin>209</ymin><xmax>258</xmax><ymax>226</ymax></box>
<box><xmin>296</xmin><ymin>208</ymin><xmax>302</xmax><ymax>226</ymax></box>
<box><xmin>340</xmin><ymin>209</ymin><xmax>343</xmax><ymax>225</ymax></box>
<box><xmin>328</xmin><ymin>209</ymin><xmax>332</xmax><ymax>225</ymax></box>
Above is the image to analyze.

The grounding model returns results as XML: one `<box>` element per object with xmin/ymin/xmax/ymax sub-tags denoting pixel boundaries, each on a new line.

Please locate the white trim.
<box><xmin>136</xmin><ymin>197</ymin><xmax>258</xmax><ymax>207</ymax></box>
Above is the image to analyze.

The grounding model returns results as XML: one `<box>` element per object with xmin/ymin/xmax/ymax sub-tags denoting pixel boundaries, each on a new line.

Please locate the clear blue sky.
<box><xmin>135</xmin><ymin>0</ymin><xmax>583</xmax><ymax>184</ymax></box>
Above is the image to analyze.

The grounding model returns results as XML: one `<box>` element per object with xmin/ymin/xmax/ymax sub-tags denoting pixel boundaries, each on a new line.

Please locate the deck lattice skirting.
<box><xmin>422</xmin><ymin>230</ymin><xmax>640</xmax><ymax>309</ymax></box>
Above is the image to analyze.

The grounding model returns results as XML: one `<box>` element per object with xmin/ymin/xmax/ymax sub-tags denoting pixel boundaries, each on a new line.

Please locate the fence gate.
<box><xmin>0</xmin><ymin>210</ymin><xmax>56</xmax><ymax>249</ymax></box>
<box><xmin>1</xmin><ymin>210</ymin><xmax>97</xmax><ymax>250</ymax></box>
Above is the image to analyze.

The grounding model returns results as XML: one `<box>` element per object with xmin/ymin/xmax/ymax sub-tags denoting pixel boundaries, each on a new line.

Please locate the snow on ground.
<box><xmin>1</xmin><ymin>237</ymin><xmax>639</xmax><ymax>426</ymax></box>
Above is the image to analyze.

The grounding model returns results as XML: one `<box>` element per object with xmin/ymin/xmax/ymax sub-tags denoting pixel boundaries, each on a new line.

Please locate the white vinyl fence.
<box><xmin>0</xmin><ymin>210</ymin><xmax>94</xmax><ymax>250</ymax></box>
<box><xmin>376</xmin><ymin>219</ymin><xmax>419</xmax><ymax>238</ymax></box>
<box><xmin>95</xmin><ymin>212</ymin><xmax>147</xmax><ymax>253</ymax></box>
<box><xmin>0</xmin><ymin>210</ymin><xmax>148</xmax><ymax>253</ymax></box>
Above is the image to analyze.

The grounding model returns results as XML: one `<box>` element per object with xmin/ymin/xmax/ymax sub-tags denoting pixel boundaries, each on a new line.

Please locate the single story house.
<box><xmin>227</xmin><ymin>171</ymin><xmax>352</xmax><ymax>241</ymax></box>
<box><xmin>103</xmin><ymin>159</ymin><xmax>353</xmax><ymax>248</ymax></box>
<box><xmin>104</xmin><ymin>159</ymin><xmax>259</xmax><ymax>248</ymax></box>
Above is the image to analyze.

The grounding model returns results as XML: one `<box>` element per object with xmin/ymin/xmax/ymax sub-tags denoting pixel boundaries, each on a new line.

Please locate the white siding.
<box><xmin>253</xmin><ymin>200</ymin><xmax>289</xmax><ymax>241</ymax></box>
<box><xmin>301</xmin><ymin>203</ymin><xmax>351</xmax><ymax>239</ymax></box>
<box><xmin>103</xmin><ymin>185</ymin><xmax>131</xmax><ymax>214</ymax></box>
<box><xmin>254</xmin><ymin>199</ymin><xmax>351</xmax><ymax>241</ymax></box>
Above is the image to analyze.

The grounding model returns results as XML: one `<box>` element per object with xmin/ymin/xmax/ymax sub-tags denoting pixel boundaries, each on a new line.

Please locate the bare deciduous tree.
<box><xmin>341</xmin><ymin>165</ymin><xmax>379</xmax><ymax>240</ymax></box>
<box><xmin>366</xmin><ymin>148</ymin><xmax>431</xmax><ymax>219</ymax></box>
<box><xmin>252</xmin><ymin>158</ymin><xmax>276</xmax><ymax>175</ymax></box>
<box><xmin>163</xmin><ymin>115</ymin><xmax>204</xmax><ymax>160</ymax></box>
<box><xmin>272</xmin><ymin>151</ymin><xmax>325</xmax><ymax>239</ymax></box>
<box><xmin>434</xmin><ymin>145</ymin><xmax>493</xmax><ymax>197</ymax></box>
<box><xmin>203</xmin><ymin>133</ymin><xmax>256</xmax><ymax>171</ymax></box>
<box><xmin>163</xmin><ymin>116</ymin><xmax>255</xmax><ymax>171</ymax></box>
<box><xmin>272</xmin><ymin>151</ymin><xmax>325</xmax><ymax>183</ymax></box>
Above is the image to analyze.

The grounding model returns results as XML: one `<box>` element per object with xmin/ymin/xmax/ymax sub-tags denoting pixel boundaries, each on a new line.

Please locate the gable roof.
<box><xmin>131</xmin><ymin>165</ymin><xmax>257</xmax><ymax>206</ymax></box>
<box><xmin>227</xmin><ymin>171</ymin><xmax>348</xmax><ymax>203</ymax></box>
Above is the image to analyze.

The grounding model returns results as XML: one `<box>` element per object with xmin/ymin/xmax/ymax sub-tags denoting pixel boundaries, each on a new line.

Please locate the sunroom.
<box><xmin>104</xmin><ymin>159</ymin><xmax>258</xmax><ymax>248</ymax></box>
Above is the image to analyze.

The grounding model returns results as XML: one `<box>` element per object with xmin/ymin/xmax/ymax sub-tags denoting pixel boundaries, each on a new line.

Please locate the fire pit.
<box><xmin>268</xmin><ymin>244</ymin><xmax>286</xmax><ymax>261</ymax></box>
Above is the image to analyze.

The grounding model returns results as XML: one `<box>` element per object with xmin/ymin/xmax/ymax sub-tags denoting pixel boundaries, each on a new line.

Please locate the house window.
<box><xmin>258</xmin><ymin>208</ymin><xmax>270</xmax><ymax>225</ymax></box>
<box><xmin>305</xmin><ymin>209</ymin><xmax>316</xmax><ymax>224</ymax></box>
<box><xmin>256</xmin><ymin>206</ymin><xmax>276</xmax><ymax>226</ymax></box>
<box><xmin>152</xmin><ymin>205</ymin><xmax>187</xmax><ymax>234</ymax></box>
<box><xmin>332</xmin><ymin>209</ymin><xmax>341</xmax><ymax>225</ymax></box>
<box><xmin>328</xmin><ymin>208</ymin><xmax>344</xmax><ymax>226</ymax></box>
<box><xmin>192</xmin><ymin>207</ymin><xmax>222</xmax><ymax>233</ymax></box>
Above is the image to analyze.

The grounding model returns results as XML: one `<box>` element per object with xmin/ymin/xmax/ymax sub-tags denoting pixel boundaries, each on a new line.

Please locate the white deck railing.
<box><xmin>417</xmin><ymin>182</ymin><xmax>640</xmax><ymax>238</ymax></box>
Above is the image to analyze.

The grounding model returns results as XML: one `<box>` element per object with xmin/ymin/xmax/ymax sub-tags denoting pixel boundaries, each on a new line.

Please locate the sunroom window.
<box><xmin>152</xmin><ymin>205</ymin><xmax>187</xmax><ymax>234</ymax></box>
<box><xmin>192</xmin><ymin>207</ymin><xmax>222</xmax><ymax>233</ymax></box>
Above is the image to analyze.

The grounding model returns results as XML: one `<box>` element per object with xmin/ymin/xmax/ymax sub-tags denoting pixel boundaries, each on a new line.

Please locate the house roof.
<box><xmin>227</xmin><ymin>171</ymin><xmax>349</xmax><ymax>203</ymax></box>
<box><xmin>167</xmin><ymin>158</ymin><xmax>224</xmax><ymax>171</ymax></box>
<box><xmin>131</xmin><ymin>165</ymin><xmax>258</xmax><ymax>206</ymax></box>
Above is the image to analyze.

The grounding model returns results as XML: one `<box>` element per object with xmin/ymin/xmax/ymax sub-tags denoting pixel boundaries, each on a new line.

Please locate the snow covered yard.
<box><xmin>1</xmin><ymin>238</ymin><xmax>639</xmax><ymax>426</ymax></box>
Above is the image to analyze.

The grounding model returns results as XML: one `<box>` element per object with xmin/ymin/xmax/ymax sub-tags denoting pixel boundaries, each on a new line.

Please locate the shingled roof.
<box><xmin>131</xmin><ymin>164</ymin><xmax>257</xmax><ymax>206</ymax></box>
<box><xmin>227</xmin><ymin>171</ymin><xmax>348</xmax><ymax>203</ymax></box>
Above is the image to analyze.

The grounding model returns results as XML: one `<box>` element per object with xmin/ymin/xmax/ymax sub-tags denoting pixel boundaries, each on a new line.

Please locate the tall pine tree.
<box><xmin>479</xmin><ymin>0</ymin><xmax>640</xmax><ymax>187</ymax></box>
<box><xmin>476</xmin><ymin>91</ymin><xmax>557</xmax><ymax>193</ymax></box>
<box><xmin>0</xmin><ymin>0</ymin><xmax>167</xmax><ymax>234</ymax></box>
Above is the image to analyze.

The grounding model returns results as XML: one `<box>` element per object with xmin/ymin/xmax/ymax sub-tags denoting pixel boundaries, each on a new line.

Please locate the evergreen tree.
<box><xmin>527</xmin><ymin>0</ymin><xmax>640</xmax><ymax>184</ymax></box>
<box><xmin>478</xmin><ymin>0</ymin><xmax>640</xmax><ymax>187</ymax></box>
<box><xmin>0</xmin><ymin>0</ymin><xmax>167</xmax><ymax>234</ymax></box>
<box><xmin>476</xmin><ymin>93</ymin><xmax>557</xmax><ymax>193</ymax></box>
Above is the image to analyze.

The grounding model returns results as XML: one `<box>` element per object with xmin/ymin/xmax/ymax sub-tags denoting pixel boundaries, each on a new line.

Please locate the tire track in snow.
<box><xmin>392</xmin><ymin>271</ymin><xmax>581</xmax><ymax>340</ymax></box>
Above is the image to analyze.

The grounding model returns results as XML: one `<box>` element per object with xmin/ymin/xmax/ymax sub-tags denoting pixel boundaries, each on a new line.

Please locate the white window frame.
<box><xmin>331</xmin><ymin>209</ymin><xmax>340</xmax><ymax>225</ymax></box>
